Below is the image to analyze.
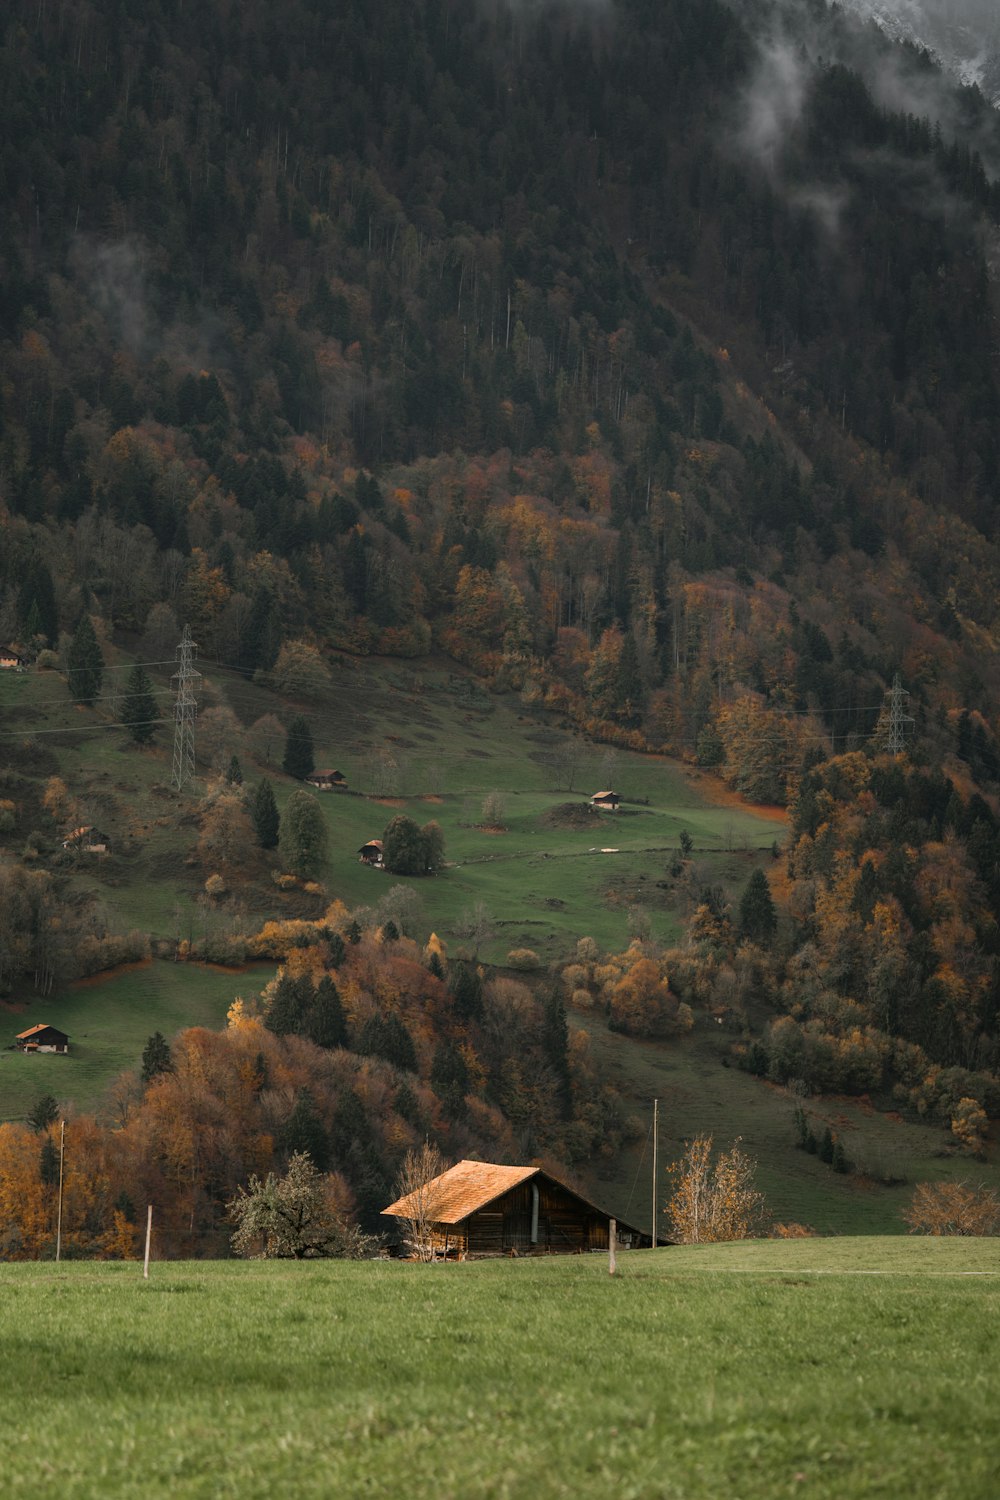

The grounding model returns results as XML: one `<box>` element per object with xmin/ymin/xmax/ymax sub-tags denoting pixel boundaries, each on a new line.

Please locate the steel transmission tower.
<box><xmin>883</xmin><ymin>672</ymin><xmax>913</xmax><ymax>755</ymax></box>
<box><xmin>171</xmin><ymin>626</ymin><xmax>201</xmax><ymax>791</ymax></box>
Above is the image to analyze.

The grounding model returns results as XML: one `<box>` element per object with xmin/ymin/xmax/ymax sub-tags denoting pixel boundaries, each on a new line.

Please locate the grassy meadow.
<box><xmin>0</xmin><ymin>654</ymin><xmax>786</xmax><ymax>963</ymax></box>
<box><xmin>0</xmin><ymin>961</ymin><xmax>276</xmax><ymax>1122</ymax></box>
<box><xmin>574</xmin><ymin>1012</ymin><xmax>1000</xmax><ymax>1237</ymax></box>
<box><xmin>2</xmin><ymin>1240</ymin><xmax>998</xmax><ymax>1499</ymax></box>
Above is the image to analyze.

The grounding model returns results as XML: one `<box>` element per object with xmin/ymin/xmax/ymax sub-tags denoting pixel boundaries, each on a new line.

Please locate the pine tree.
<box><xmin>266</xmin><ymin>972</ymin><xmax>315</xmax><ymax>1037</ymax></box>
<box><xmin>141</xmin><ymin>1032</ymin><xmax>173</xmax><ymax>1084</ymax></box>
<box><xmin>449</xmin><ymin>963</ymin><xmax>483</xmax><ymax>1021</ymax></box>
<box><xmin>304</xmin><ymin>976</ymin><xmax>347</xmax><ymax>1049</ymax></box>
<box><xmin>67</xmin><ymin>614</ymin><xmax>104</xmax><ymax>704</ymax></box>
<box><xmin>283</xmin><ymin>715</ymin><xmax>315</xmax><ymax>780</ymax></box>
<box><xmin>225</xmin><ymin>754</ymin><xmax>244</xmax><ymax>785</ymax></box>
<box><xmin>121</xmin><ymin>663</ymin><xmax>157</xmax><ymax>745</ymax></box>
<box><xmin>738</xmin><ymin>868</ymin><xmax>778</xmax><ymax>946</ymax></box>
<box><xmin>542</xmin><ymin>990</ymin><xmax>573</xmax><ymax>1119</ymax></box>
<box><xmin>251</xmin><ymin>778</ymin><xmax>280</xmax><ymax>849</ymax></box>
<box><xmin>279</xmin><ymin>789</ymin><xmax>328</xmax><ymax>877</ymax></box>
<box><xmin>28</xmin><ymin>1093</ymin><xmax>59</xmax><ymax>1132</ymax></box>
<box><xmin>39</xmin><ymin>1137</ymin><xmax>60</xmax><ymax>1186</ymax></box>
<box><xmin>279</xmin><ymin>1089</ymin><xmax>330</xmax><ymax>1170</ymax></box>
<box><xmin>431</xmin><ymin>1040</ymin><xmax>469</xmax><ymax>1117</ymax></box>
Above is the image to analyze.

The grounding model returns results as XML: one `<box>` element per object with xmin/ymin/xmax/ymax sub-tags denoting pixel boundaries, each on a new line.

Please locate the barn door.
<box><xmin>502</xmin><ymin>1210</ymin><xmax>531</xmax><ymax>1251</ymax></box>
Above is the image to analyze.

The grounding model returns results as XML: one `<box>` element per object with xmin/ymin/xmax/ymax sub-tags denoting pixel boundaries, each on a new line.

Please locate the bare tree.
<box><xmin>392</xmin><ymin>1142</ymin><xmax>446</xmax><ymax>1261</ymax></box>
<box><xmin>480</xmin><ymin>790</ymin><xmax>506</xmax><ymax>828</ymax></box>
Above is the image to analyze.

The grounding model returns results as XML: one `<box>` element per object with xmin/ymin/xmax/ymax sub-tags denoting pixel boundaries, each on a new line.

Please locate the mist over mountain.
<box><xmin>836</xmin><ymin>0</ymin><xmax>1000</xmax><ymax>103</ymax></box>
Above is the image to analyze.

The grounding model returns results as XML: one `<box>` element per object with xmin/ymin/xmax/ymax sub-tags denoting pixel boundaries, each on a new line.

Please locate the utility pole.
<box><xmin>651</xmin><ymin>1098</ymin><xmax>658</xmax><ymax>1249</ymax></box>
<box><xmin>170</xmin><ymin>626</ymin><xmax>201</xmax><ymax>792</ymax></box>
<box><xmin>55</xmin><ymin>1119</ymin><xmax>65</xmax><ymax>1263</ymax></box>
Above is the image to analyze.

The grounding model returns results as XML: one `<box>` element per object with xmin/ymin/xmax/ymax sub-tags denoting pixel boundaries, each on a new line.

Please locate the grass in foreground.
<box><xmin>1</xmin><ymin>1240</ymin><xmax>997</xmax><ymax>1500</ymax></box>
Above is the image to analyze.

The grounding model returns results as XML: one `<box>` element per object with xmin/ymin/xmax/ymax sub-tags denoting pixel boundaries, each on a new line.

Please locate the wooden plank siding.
<box><xmin>435</xmin><ymin>1180</ymin><xmax>612</xmax><ymax>1257</ymax></box>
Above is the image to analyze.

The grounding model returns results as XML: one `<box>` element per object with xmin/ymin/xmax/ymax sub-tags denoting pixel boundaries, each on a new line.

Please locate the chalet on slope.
<box><xmin>15</xmin><ymin>1024</ymin><xmax>69</xmax><ymax>1054</ymax></box>
<box><xmin>382</xmin><ymin>1159</ymin><xmax>650</xmax><ymax>1258</ymax></box>
<box><xmin>62</xmin><ymin>825</ymin><xmax>111</xmax><ymax>853</ymax></box>
<box><xmin>590</xmin><ymin>790</ymin><xmax>621</xmax><ymax>812</ymax></box>
<box><xmin>0</xmin><ymin>645</ymin><xmax>28</xmax><ymax>670</ymax></box>
<box><xmin>306</xmin><ymin>768</ymin><xmax>347</xmax><ymax>791</ymax></box>
<box><xmin>358</xmin><ymin>838</ymin><xmax>384</xmax><ymax>868</ymax></box>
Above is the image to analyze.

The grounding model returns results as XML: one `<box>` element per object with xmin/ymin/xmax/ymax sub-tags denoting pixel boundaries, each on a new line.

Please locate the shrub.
<box><xmin>506</xmin><ymin>948</ymin><xmax>541</xmax><ymax>970</ymax></box>
<box><xmin>903</xmin><ymin>1181</ymin><xmax>1000</xmax><ymax>1236</ymax></box>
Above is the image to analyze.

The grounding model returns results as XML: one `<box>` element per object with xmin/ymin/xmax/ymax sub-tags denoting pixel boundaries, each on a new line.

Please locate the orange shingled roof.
<box><xmin>382</xmin><ymin>1160</ymin><xmax>539</xmax><ymax>1225</ymax></box>
<box><xmin>16</xmin><ymin>1024</ymin><xmax>60</xmax><ymax>1040</ymax></box>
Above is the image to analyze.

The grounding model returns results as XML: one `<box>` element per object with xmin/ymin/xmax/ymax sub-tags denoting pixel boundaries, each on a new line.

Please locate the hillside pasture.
<box><xmin>576</xmin><ymin>1010</ymin><xmax>1000</xmax><ymax>1238</ymax></box>
<box><xmin>0</xmin><ymin>961</ymin><xmax>275</xmax><ymax>1123</ymax></box>
<box><xmin>1</xmin><ymin>1242</ymin><xmax>996</xmax><ymax>1499</ymax></box>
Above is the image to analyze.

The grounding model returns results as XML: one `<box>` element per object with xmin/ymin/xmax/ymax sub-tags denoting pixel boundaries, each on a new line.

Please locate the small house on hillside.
<box><xmin>0</xmin><ymin>645</ymin><xmax>28</xmax><ymax>671</ymax></box>
<box><xmin>16</xmin><ymin>1024</ymin><xmax>69</xmax><ymax>1054</ymax></box>
<box><xmin>382</xmin><ymin>1159</ymin><xmax>650</xmax><ymax>1258</ymax></box>
<box><xmin>590</xmin><ymin>790</ymin><xmax>621</xmax><ymax>812</ymax></box>
<box><xmin>306</xmin><ymin>768</ymin><xmax>348</xmax><ymax>791</ymax></box>
<box><xmin>358</xmin><ymin>838</ymin><xmax>384</xmax><ymax>868</ymax></box>
<box><xmin>62</xmin><ymin>826</ymin><xmax>111</xmax><ymax>853</ymax></box>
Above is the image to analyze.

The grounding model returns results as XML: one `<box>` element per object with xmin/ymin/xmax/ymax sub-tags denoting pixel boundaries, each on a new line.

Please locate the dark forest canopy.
<box><xmin>2</xmin><ymin>0</ymin><xmax>1000</xmax><ymax>767</ymax></box>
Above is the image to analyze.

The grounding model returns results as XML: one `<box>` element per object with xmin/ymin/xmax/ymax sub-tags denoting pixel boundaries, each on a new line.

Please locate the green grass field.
<box><xmin>2</xmin><ymin>1241</ymin><xmax>997</xmax><ymax>1499</ymax></box>
<box><xmin>0</xmin><ymin>961</ymin><xmax>275</xmax><ymax>1123</ymax></box>
<box><xmin>574</xmin><ymin>1013</ymin><xmax>1000</xmax><ymax>1237</ymax></box>
<box><xmin>1</xmin><ymin>654</ymin><xmax>786</xmax><ymax>962</ymax></box>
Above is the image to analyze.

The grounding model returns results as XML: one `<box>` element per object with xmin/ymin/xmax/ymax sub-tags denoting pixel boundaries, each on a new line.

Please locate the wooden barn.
<box><xmin>0</xmin><ymin>645</ymin><xmax>28</xmax><ymax>671</ymax></box>
<box><xmin>306</xmin><ymin>768</ymin><xmax>347</xmax><ymax>791</ymax></box>
<box><xmin>62</xmin><ymin>825</ymin><xmax>111</xmax><ymax>853</ymax></box>
<box><xmin>358</xmin><ymin>838</ymin><xmax>384</xmax><ymax>867</ymax></box>
<box><xmin>590</xmin><ymin>790</ymin><xmax>621</xmax><ymax>811</ymax></box>
<box><xmin>16</xmin><ymin>1024</ymin><xmax>69</xmax><ymax>1054</ymax></box>
<box><xmin>382</xmin><ymin>1160</ymin><xmax>650</xmax><ymax>1258</ymax></box>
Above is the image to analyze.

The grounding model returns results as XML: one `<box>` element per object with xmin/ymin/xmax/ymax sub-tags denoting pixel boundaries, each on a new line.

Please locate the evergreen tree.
<box><xmin>542</xmin><ymin>990</ymin><xmax>573</xmax><ymax>1119</ymax></box>
<box><xmin>738</xmin><ymin>868</ymin><xmax>778</xmax><ymax>946</ymax></box>
<box><xmin>304</xmin><ymin>976</ymin><xmax>347</xmax><ymax>1049</ymax></box>
<box><xmin>225</xmin><ymin>754</ymin><xmax>244</xmax><ymax>785</ymax></box>
<box><xmin>279</xmin><ymin>1089</ymin><xmax>330</xmax><ymax>1170</ymax></box>
<box><xmin>283</xmin><ymin>715</ymin><xmax>315</xmax><ymax>780</ymax></box>
<box><xmin>17</xmin><ymin>559</ymin><xmax>58</xmax><ymax>646</ymax></box>
<box><xmin>28</xmin><ymin>1093</ymin><xmax>59</xmax><ymax>1132</ymax></box>
<box><xmin>141</xmin><ymin>1032</ymin><xmax>173</xmax><ymax>1084</ymax></box>
<box><xmin>266</xmin><ymin>972</ymin><xmax>315</xmax><ymax>1037</ymax></box>
<box><xmin>251</xmin><ymin>778</ymin><xmax>280</xmax><ymax>849</ymax></box>
<box><xmin>67</xmin><ymin>614</ymin><xmax>104</xmax><ymax>705</ymax></box>
<box><xmin>449</xmin><ymin>963</ymin><xmax>483</xmax><ymax>1021</ymax></box>
<box><xmin>121</xmin><ymin>663</ymin><xmax>157</xmax><ymax>745</ymax></box>
<box><xmin>358</xmin><ymin>1012</ymin><xmax>416</xmax><ymax>1071</ymax></box>
<box><xmin>39</xmin><ymin>1136</ymin><xmax>60</xmax><ymax>1187</ymax></box>
<box><xmin>279</xmin><ymin>789</ymin><xmax>328</xmax><ymax>877</ymax></box>
<box><xmin>431</xmin><ymin>1040</ymin><xmax>469</xmax><ymax>1118</ymax></box>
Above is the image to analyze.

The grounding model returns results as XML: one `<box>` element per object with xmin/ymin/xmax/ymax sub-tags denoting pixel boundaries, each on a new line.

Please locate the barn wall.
<box><xmin>463</xmin><ymin>1180</ymin><xmax>610</xmax><ymax>1255</ymax></box>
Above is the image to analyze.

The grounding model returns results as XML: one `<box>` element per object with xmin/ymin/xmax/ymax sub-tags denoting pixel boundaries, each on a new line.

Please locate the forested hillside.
<box><xmin>3</xmin><ymin>0</ymin><xmax>1000</xmax><ymax>1241</ymax></box>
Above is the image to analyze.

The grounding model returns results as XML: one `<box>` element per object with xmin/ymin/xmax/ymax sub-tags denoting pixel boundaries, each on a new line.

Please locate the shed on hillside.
<box><xmin>62</xmin><ymin>826</ymin><xmax>111</xmax><ymax>853</ymax></box>
<box><xmin>0</xmin><ymin>645</ymin><xmax>28</xmax><ymax>670</ymax></box>
<box><xmin>358</xmin><ymin>838</ymin><xmax>384</xmax><ymax>868</ymax></box>
<box><xmin>382</xmin><ymin>1159</ymin><xmax>650</xmax><ymax>1258</ymax></box>
<box><xmin>590</xmin><ymin>790</ymin><xmax>621</xmax><ymax>811</ymax></box>
<box><xmin>16</xmin><ymin>1024</ymin><xmax>70</xmax><ymax>1054</ymax></box>
<box><xmin>306</xmin><ymin>768</ymin><xmax>347</xmax><ymax>791</ymax></box>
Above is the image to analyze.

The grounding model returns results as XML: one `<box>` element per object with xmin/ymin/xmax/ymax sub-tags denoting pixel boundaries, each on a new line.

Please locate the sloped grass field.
<box><xmin>2</xmin><ymin>1241</ymin><xmax>998</xmax><ymax>1500</ymax></box>
<box><xmin>575</xmin><ymin>1014</ymin><xmax>1000</xmax><ymax>1236</ymax></box>
<box><xmin>0</xmin><ymin>961</ymin><xmax>275</xmax><ymax>1122</ymax></box>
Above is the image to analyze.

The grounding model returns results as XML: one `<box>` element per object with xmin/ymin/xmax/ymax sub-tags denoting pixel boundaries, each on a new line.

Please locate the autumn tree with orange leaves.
<box><xmin>665</xmin><ymin>1135</ymin><xmax>767</xmax><ymax>1244</ymax></box>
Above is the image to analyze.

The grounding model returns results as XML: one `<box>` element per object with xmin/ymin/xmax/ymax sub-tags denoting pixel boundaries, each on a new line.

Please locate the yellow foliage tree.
<box><xmin>665</xmin><ymin>1135</ymin><xmax>767</xmax><ymax>1244</ymax></box>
